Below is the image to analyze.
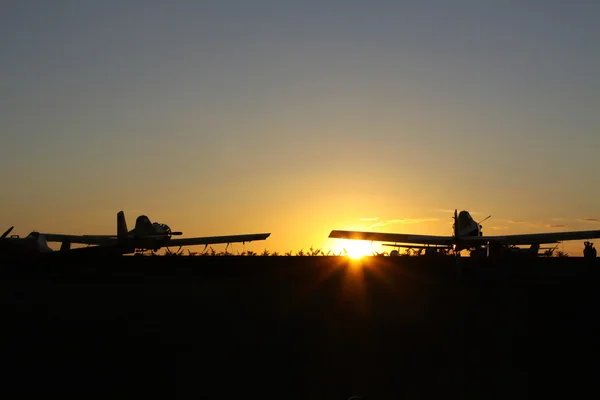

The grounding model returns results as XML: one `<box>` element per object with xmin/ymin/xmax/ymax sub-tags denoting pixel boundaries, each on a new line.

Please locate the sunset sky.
<box><xmin>1</xmin><ymin>1</ymin><xmax>599</xmax><ymax>255</ymax></box>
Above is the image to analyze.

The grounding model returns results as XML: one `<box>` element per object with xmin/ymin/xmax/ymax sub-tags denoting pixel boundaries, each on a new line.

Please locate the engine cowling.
<box><xmin>152</xmin><ymin>222</ymin><xmax>173</xmax><ymax>237</ymax></box>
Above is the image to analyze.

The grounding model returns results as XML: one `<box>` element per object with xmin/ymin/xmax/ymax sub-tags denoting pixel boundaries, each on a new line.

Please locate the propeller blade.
<box><xmin>1</xmin><ymin>226</ymin><xmax>14</xmax><ymax>239</ymax></box>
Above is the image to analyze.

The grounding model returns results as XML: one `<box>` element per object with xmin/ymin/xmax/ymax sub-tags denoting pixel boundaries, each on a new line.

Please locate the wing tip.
<box><xmin>328</xmin><ymin>230</ymin><xmax>347</xmax><ymax>238</ymax></box>
<box><xmin>253</xmin><ymin>233</ymin><xmax>271</xmax><ymax>240</ymax></box>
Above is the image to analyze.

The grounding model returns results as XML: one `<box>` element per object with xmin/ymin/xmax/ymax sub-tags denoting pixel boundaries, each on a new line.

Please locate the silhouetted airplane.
<box><xmin>0</xmin><ymin>225</ymin><xmax>130</xmax><ymax>258</ymax></box>
<box><xmin>41</xmin><ymin>211</ymin><xmax>271</xmax><ymax>254</ymax></box>
<box><xmin>0</xmin><ymin>226</ymin><xmax>53</xmax><ymax>257</ymax></box>
<box><xmin>329</xmin><ymin>209</ymin><xmax>600</xmax><ymax>257</ymax></box>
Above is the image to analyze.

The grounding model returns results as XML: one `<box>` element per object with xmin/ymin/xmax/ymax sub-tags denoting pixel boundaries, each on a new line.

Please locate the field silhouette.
<box><xmin>1</xmin><ymin>256</ymin><xmax>599</xmax><ymax>399</ymax></box>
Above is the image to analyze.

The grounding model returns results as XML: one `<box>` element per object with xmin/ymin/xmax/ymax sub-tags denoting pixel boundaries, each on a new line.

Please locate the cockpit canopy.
<box><xmin>25</xmin><ymin>232</ymin><xmax>40</xmax><ymax>240</ymax></box>
<box><xmin>136</xmin><ymin>215</ymin><xmax>151</xmax><ymax>225</ymax></box>
<box><xmin>457</xmin><ymin>211</ymin><xmax>473</xmax><ymax>229</ymax></box>
<box><xmin>453</xmin><ymin>210</ymin><xmax>481</xmax><ymax>236</ymax></box>
<box><xmin>134</xmin><ymin>215</ymin><xmax>154</xmax><ymax>233</ymax></box>
<box><xmin>132</xmin><ymin>215</ymin><xmax>173</xmax><ymax>237</ymax></box>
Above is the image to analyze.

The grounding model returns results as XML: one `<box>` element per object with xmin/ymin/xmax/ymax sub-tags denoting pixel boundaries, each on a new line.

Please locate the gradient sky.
<box><xmin>1</xmin><ymin>1</ymin><xmax>599</xmax><ymax>255</ymax></box>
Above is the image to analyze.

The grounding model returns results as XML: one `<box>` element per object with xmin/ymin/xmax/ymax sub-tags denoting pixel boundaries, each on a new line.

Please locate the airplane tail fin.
<box><xmin>117</xmin><ymin>211</ymin><xmax>128</xmax><ymax>240</ymax></box>
<box><xmin>1</xmin><ymin>226</ymin><xmax>14</xmax><ymax>239</ymax></box>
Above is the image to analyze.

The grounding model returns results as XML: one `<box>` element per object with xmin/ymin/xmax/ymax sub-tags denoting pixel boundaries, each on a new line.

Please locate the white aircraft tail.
<box><xmin>117</xmin><ymin>211</ymin><xmax>128</xmax><ymax>240</ymax></box>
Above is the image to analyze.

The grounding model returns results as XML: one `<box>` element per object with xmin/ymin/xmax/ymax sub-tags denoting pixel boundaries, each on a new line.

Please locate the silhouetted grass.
<box><xmin>149</xmin><ymin>245</ymin><xmax>343</xmax><ymax>256</ymax></box>
<box><xmin>149</xmin><ymin>246</ymin><xmax>572</xmax><ymax>257</ymax></box>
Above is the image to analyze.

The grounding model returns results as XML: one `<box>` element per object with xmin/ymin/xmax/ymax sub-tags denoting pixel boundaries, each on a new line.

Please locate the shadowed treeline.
<box><xmin>1</xmin><ymin>257</ymin><xmax>599</xmax><ymax>398</ymax></box>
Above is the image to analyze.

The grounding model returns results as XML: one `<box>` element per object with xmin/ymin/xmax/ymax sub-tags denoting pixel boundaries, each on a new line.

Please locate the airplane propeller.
<box><xmin>1</xmin><ymin>226</ymin><xmax>14</xmax><ymax>239</ymax></box>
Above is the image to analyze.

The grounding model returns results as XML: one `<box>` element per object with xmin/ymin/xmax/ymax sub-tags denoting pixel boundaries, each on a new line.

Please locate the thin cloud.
<box><xmin>488</xmin><ymin>226</ymin><xmax>508</xmax><ymax>230</ymax></box>
<box><xmin>548</xmin><ymin>224</ymin><xmax>566</xmax><ymax>228</ymax></box>
<box><xmin>359</xmin><ymin>217</ymin><xmax>379</xmax><ymax>221</ymax></box>
<box><xmin>370</xmin><ymin>218</ymin><xmax>439</xmax><ymax>228</ymax></box>
<box><xmin>582</xmin><ymin>218</ymin><xmax>599</xmax><ymax>222</ymax></box>
<box><xmin>496</xmin><ymin>218</ymin><xmax>521</xmax><ymax>224</ymax></box>
<box><xmin>431</xmin><ymin>208</ymin><xmax>455</xmax><ymax>214</ymax></box>
<box><xmin>550</xmin><ymin>217</ymin><xmax>568</xmax><ymax>221</ymax></box>
<box><xmin>497</xmin><ymin>219</ymin><xmax>547</xmax><ymax>229</ymax></box>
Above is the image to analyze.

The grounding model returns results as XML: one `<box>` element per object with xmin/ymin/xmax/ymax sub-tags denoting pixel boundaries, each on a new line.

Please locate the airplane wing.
<box><xmin>41</xmin><ymin>234</ymin><xmax>117</xmax><ymax>246</ymax></box>
<box><xmin>162</xmin><ymin>233</ymin><xmax>271</xmax><ymax>247</ymax></box>
<box><xmin>462</xmin><ymin>230</ymin><xmax>600</xmax><ymax>246</ymax></box>
<box><xmin>330</xmin><ymin>229</ymin><xmax>600</xmax><ymax>247</ymax></box>
<box><xmin>329</xmin><ymin>230</ymin><xmax>455</xmax><ymax>246</ymax></box>
<box><xmin>43</xmin><ymin>233</ymin><xmax>271</xmax><ymax>247</ymax></box>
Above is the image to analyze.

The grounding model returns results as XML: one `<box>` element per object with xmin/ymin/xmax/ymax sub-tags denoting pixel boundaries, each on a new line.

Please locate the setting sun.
<box><xmin>342</xmin><ymin>240</ymin><xmax>373</xmax><ymax>259</ymax></box>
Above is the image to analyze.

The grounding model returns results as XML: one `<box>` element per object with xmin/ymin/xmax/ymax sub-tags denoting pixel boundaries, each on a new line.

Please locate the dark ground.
<box><xmin>1</xmin><ymin>256</ymin><xmax>599</xmax><ymax>399</ymax></box>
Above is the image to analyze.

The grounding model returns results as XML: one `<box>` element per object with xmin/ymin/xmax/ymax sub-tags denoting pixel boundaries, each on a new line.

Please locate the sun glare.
<box><xmin>344</xmin><ymin>240</ymin><xmax>373</xmax><ymax>259</ymax></box>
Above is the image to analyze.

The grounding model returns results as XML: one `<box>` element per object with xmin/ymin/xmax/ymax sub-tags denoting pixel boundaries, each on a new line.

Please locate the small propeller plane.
<box><xmin>329</xmin><ymin>209</ymin><xmax>600</xmax><ymax>258</ymax></box>
<box><xmin>40</xmin><ymin>211</ymin><xmax>271</xmax><ymax>255</ymax></box>
<box><xmin>0</xmin><ymin>225</ymin><xmax>131</xmax><ymax>258</ymax></box>
<box><xmin>0</xmin><ymin>226</ymin><xmax>53</xmax><ymax>257</ymax></box>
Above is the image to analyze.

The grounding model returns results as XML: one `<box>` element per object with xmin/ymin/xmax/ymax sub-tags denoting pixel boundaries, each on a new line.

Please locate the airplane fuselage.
<box><xmin>121</xmin><ymin>235</ymin><xmax>169</xmax><ymax>251</ymax></box>
<box><xmin>120</xmin><ymin>215</ymin><xmax>179</xmax><ymax>250</ymax></box>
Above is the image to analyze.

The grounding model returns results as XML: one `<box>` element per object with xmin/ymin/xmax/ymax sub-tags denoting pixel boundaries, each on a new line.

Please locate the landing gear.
<box><xmin>134</xmin><ymin>248</ymin><xmax>153</xmax><ymax>256</ymax></box>
<box><xmin>584</xmin><ymin>242</ymin><xmax>597</xmax><ymax>259</ymax></box>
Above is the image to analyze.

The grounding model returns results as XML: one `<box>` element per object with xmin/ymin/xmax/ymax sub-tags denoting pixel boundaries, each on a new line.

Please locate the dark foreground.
<box><xmin>1</xmin><ymin>256</ymin><xmax>599</xmax><ymax>399</ymax></box>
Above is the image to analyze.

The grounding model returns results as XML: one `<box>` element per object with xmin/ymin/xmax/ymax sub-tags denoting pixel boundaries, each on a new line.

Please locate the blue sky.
<box><xmin>1</xmin><ymin>1</ymin><xmax>599</xmax><ymax>254</ymax></box>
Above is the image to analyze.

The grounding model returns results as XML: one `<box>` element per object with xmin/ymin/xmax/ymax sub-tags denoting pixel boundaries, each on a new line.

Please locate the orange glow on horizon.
<box><xmin>331</xmin><ymin>239</ymin><xmax>374</xmax><ymax>259</ymax></box>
